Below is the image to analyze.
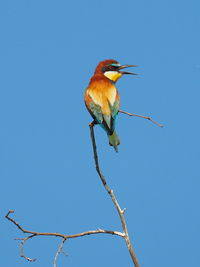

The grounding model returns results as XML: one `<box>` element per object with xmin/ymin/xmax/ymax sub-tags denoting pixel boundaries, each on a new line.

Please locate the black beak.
<box><xmin>118</xmin><ymin>64</ymin><xmax>138</xmax><ymax>75</ymax></box>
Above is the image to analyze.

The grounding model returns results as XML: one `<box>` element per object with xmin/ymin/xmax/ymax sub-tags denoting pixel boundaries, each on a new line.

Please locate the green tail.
<box><xmin>108</xmin><ymin>131</ymin><xmax>120</xmax><ymax>152</ymax></box>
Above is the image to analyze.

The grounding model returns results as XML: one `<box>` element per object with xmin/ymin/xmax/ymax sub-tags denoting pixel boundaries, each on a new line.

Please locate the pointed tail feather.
<box><xmin>108</xmin><ymin>131</ymin><xmax>120</xmax><ymax>152</ymax></box>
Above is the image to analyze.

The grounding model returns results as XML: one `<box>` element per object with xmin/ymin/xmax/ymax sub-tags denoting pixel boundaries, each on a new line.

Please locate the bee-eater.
<box><xmin>84</xmin><ymin>59</ymin><xmax>136</xmax><ymax>152</ymax></box>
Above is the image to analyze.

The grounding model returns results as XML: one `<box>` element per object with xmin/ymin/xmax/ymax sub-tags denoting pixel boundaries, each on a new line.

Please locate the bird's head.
<box><xmin>94</xmin><ymin>59</ymin><xmax>137</xmax><ymax>82</ymax></box>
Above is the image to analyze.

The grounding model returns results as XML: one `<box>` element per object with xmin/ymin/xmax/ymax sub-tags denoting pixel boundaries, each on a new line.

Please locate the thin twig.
<box><xmin>54</xmin><ymin>238</ymin><xmax>67</xmax><ymax>267</ymax></box>
<box><xmin>20</xmin><ymin>235</ymin><xmax>37</xmax><ymax>262</ymax></box>
<box><xmin>89</xmin><ymin>121</ymin><xmax>140</xmax><ymax>267</ymax></box>
<box><xmin>61</xmin><ymin>247</ymin><xmax>68</xmax><ymax>257</ymax></box>
<box><xmin>119</xmin><ymin>110</ymin><xmax>164</xmax><ymax>128</ymax></box>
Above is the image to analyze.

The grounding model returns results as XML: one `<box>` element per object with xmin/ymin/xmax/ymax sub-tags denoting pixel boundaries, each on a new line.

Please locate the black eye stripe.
<box><xmin>102</xmin><ymin>65</ymin><xmax>118</xmax><ymax>72</ymax></box>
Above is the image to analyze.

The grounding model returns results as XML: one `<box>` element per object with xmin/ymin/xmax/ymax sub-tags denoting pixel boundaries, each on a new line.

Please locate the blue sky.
<box><xmin>1</xmin><ymin>0</ymin><xmax>200</xmax><ymax>266</ymax></box>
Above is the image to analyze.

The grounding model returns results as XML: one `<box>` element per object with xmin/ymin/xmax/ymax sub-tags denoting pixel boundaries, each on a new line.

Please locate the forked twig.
<box><xmin>5</xmin><ymin>210</ymin><xmax>124</xmax><ymax>265</ymax></box>
<box><xmin>89</xmin><ymin>121</ymin><xmax>140</xmax><ymax>267</ymax></box>
<box><xmin>119</xmin><ymin>110</ymin><xmax>164</xmax><ymax>128</ymax></box>
<box><xmin>54</xmin><ymin>238</ymin><xmax>67</xmax><ymax>267</ymax></box>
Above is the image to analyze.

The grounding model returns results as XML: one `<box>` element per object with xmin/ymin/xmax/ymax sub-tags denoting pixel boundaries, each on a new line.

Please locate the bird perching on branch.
<box><xmin>84</xmin><ymin>59</ymin><xmax>137</xmax><ymax>152</ymax></box>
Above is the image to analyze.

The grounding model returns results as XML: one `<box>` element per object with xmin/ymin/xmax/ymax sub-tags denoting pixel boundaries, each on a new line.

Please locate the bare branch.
<box><xmin>5</xmin><ymin>109</ymin><xmax>156</xmax><ymax>266</ymax></box>
<box><xmin>5</xmin><ymin>211</ymin><xmax>124</xmax><ymax>238</ymax></box>
<box><xmin>119</xmin><ymin>110</ymin><xmax>164</xmax><ymax>128</ymax></box>
<box><xmin>5</xmin><ymin>210</ymin><xmax>124</xmax><ymax>264</ymax></box>
<box><xmin>89</xmin><ymin>122</ymin><xmax>140</xmax><ymax>267</ymax></box>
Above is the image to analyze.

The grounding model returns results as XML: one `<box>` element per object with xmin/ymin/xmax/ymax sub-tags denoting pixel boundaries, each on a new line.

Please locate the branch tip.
<box><xmin>21</xmin><ymin>255</ymin><xmax>36</xmax><ymax>262</ymax></box>
<box><xmin>122</xmin><ymin>208</ymin><xmax>126</xmax><ymax>214</ymax></box>
<box><xmin>5</xmin><ymin>209</ymin><xmax>15</xmax><ymax>218</ymax></box>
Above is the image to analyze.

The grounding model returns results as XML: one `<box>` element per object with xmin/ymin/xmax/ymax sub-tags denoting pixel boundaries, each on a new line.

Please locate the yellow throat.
<box><xmin>104</xmin><ymin>71</ymin><xmax>122</xmax><ymax>82</ymax></box>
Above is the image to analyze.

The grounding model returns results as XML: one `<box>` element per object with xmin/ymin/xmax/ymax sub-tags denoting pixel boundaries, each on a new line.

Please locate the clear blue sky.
<box><xmin>1</xmin><ymin>1</ymin><xmax>200</xmax><ymax>266</ymax></box>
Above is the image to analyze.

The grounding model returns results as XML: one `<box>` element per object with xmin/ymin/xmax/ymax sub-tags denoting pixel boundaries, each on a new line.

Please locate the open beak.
<box><xmin>118</xmin><ymin>64</ymin><xmax>138</xmax><ymax>75</ymax></box>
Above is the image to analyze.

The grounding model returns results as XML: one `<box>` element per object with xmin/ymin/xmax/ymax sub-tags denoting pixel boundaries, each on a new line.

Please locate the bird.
<box><xmin>84</xmin><ymin>59</ymin><xmax>137</xmax><ymax>152</ymax></box>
